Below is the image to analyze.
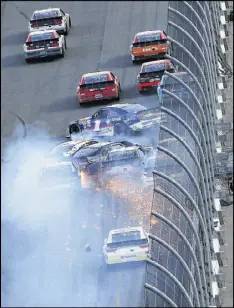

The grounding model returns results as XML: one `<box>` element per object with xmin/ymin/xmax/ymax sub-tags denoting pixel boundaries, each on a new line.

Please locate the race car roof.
<box><xmin>142</xmin><ymin>59</ymin><xmax>171</xmax><ymax>67</ymax></box>
<box><xmin>33</xmin><ymin>8</ymin><xmax>60</xmax><ymax>14</ymax></box>
<box><xmin>82</xmin><ymin>71</ymin><xmax>111</xmax><ymax>78</ymax></box>
<box><xmin>109</xmin><ymin>103</ymin><xmax>146</xmax><ymax>113</ymax></box>
<box><xmin>44</xmin><ymin>161</ymin><xmax>72</xmax><ymax>168</ymax></box>
<box><xmin>27</xmin><ymin>29</ymin><xmax>57</xmax><ymax>36</ymax></box>
<box><xmin>110</xmin><ymin>227</ymin><xmax>144</xmax><ymax>234</ymax></box>
<box><xmin>136</xmin><ymin>30</ymin><xmax>161</xmax><ymax>36</ymax></box>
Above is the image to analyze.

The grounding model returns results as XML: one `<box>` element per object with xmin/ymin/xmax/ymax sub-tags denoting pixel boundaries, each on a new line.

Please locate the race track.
<box><xmin>1</xmin><ymin>1</ymin><xmax>169</xmax><ymax>306</ymax></box>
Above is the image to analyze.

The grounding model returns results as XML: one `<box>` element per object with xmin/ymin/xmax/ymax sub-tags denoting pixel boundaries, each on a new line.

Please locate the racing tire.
<box><xmin>70</xmin><ymin>124</ymin><xmax>81</xmax><ymax>135</ymax></box>
<box><xmin>60</xmin><ymin>46</ymin><xmax>65</xmax><ymax>58</ymax></box>
<box><xmin>119</xmin><ymin>83</ymin><xmax>122</xmax><ymax>92</ymax></box>
<box><xmin>64</xmin><ymin>24</ymin><xmax>68</xmax><ymax>36</ymax></box>
<box><xmin>114</xmin><ymin>123</ymin><xmax>126</xmax><ymax>136</ymax></box>
<box><xmin>132</xmin><ymin>60</ymin><xmax>137</xmax><ymax>64</ymax></box>
<box><xmin>64</xmin><ymin>38</ymin><xmax>67</xmax><ymax>49</ymax></box>
<box><xmin>69</xmin><ymin>18</ymin><xmax>71</xmax><ymax>28</ymax></box>
<box><xmin>25</xmin><ymin>58</ymin><xmax>32</xmax><ymax>64</ymax></box>
<box><xmin>139</xmin><ymin>90</ymin><xmax>144</xmax><ymax>94</ymax></box>
<box><xmin>116</xmin><ymin>91</ymin><xmax>120</xmax><ymax>101</ymax></box>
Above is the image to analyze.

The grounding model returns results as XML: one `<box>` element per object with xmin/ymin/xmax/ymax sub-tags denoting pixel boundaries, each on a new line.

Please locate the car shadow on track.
<box><xmin>1</xmin><ymin>54</ymin><xmax>62</xmax><ymax>68</ymax></box>
<box><xmin>1</xmin><ymin>54</ymin><xmax>26</xmax><ymax>68</ymax></box>
<box><xmin>2</xmin><ymin>31</ymin><xmax>28</xmax><ymax>46</ymax></box>
<box><xmin>99</xmin><ymin>54</ymin><xmax>133</xmax><ymax>70</ymax></box>
<box><xmin>40</xmin><ymin>96</ymin><xmax>80</xmax><ymax>113</ymax></box>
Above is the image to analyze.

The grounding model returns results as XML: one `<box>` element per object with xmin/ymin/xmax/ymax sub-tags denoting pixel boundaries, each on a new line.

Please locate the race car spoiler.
<box><xmin>30</xmin><ymin>16</ymin><xmax>63</xmax><ymax>25</ymax></box>
<box><xmin>132</xmin><ymin>39</ymin><xmax>167</xmax><ymax>48</ymax></box>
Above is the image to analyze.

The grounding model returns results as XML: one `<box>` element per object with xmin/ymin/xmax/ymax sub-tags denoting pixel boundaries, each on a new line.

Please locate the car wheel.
<box><xmin>139</xmin><ymin>90</ymin><xmax>144</xmax><ymax>94</ymax></box>
<box><xmin>114</xmin><ymin>123</ymin><xmax>126</xmax><ymax>136</ymax></box>
<box><xmin>64</xmin><ymin>24</ymin><xmax>68</xmax><ymax>36</ymax></box>
<box><xmin>70</xmin><ymin>124</ymin><xmax>81</xmax><ymax>135</ymax></box>
<box><xmin>119</xmin><ymin>83</ymin><xmax>122</xmax><ymax>92</ymax></box>
<box><xmin>60</xmin><ymin>46</ymin><xmax>65</xmax><ymax>58</ymax></box>
<box><xmin>132</xmin><ymin>59</ymin><xmax>137</xmax><ymax>64</ymax></box>
<box><xmin>116</xmin><ymin>90</ymin><xmax>120</xmax><ymax>101</ymax></box>
<box><xmin>69</xmin><ymin>18</ymin><xmax>71</xmax><ymax>28</ymax></box>
<box><xmin>25</xmin><ymin>58</ymin><xmax>31</xmax><ymax>64</ymax></box>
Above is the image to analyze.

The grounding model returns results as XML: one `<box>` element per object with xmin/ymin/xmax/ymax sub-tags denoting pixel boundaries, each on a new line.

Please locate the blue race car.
<box><xmin>67</xmin><ymin>103</ymin><xmax>164</xmax><ymax>138</ymax></box>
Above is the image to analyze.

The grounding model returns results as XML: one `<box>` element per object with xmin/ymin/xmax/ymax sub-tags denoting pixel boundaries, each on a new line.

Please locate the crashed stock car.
<box><xmin>23</xmin><ymin>30</ymin><xmax>67</xmax><ymax>62</ymax></box>
<box><xmin>28</xmin><ymin>8</ymin><xmax>71</xmax><ymax>35</ymax></box>
<box><xmin>71</xmin><ymin>140</ymin><xmax>153</xmax><ymax>189</ymax></box>
<box><xmin>103</xmin><ymin>227</ymin><xmax>149</xmax><ymax>265</ymax></box>
<box><xmin>68</xmin><ymin>104</ymin><xmax>164</xmax><ymax>138</ymax></box>
<box><xmin>46</xmin><ymin>139</ymin><xmax>99</xmax><ymax>162</ymax></box>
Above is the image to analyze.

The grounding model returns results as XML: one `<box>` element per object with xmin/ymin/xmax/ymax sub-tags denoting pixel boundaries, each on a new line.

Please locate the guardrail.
<box><xmin>144</xmin><ymin>1</ymin><xmax>232</xmax><ymax>307</ymax></box>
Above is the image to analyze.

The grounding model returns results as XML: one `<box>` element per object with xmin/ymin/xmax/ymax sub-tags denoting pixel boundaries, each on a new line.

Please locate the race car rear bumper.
<box><xmin>25</xmin><ymin>48</ymin><xmax>62</xmax><ymax>59</ymax></box>
<box><xmin>138</xmin><ymin>80</ymin><xmax>160</xmax><ymax>91</ymax></box>
<box><xmin>132</xmin><ymin>52</ymin><xmax>167</xmax><ymax>61</ymax></box>
<box><xmin>105</xmin><ymin>254</ymin><xmax>147</xmax><ymax>264</ymax></box>
<box><xmin>79</xmin><ymin>93</ymin><xmax>118</xmax><ymax>104</ymax></box>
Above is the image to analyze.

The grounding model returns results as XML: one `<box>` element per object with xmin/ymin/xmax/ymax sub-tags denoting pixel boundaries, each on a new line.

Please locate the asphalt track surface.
<box><xmin>2</xmin><ymin>1</ymin><xmax>169</xmax><ymax>307</ymax></box>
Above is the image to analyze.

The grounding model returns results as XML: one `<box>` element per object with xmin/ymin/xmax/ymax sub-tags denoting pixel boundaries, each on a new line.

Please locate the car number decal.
<box><xmin>93</xmin><ymin>120</ymin><xmax>101</xmax><ymax>132</ymax></box>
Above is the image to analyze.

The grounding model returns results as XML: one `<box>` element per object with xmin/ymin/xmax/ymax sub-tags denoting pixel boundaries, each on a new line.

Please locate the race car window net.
<box><xmin>32</xmin><ymin>10</ymin><xmax>60</xmax><ymax>20</ymax></box>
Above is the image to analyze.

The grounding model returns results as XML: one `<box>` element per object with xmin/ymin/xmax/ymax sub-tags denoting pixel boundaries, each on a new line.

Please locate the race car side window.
<box><xmin>93</xmin><ymin>109</ymin><xmax>109</xmax><ymax>119</ymax></box>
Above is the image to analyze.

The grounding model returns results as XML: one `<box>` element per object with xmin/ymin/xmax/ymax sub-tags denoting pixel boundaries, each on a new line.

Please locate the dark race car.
<box><xmin>137</xmin><ymin>59</ymin><xmax>175</xmax><ymax>93</ymax></box>
<box><xmin>71</xmin><ymin>140</ymin><xmax>153</xmax><ymax>189</ymax></box>
<box><xmin>67</xmin><ymin>103</ymin><xmax>165</xmax><ymax>138</ymax></box>
<box><xmin>77</xmin><ymin>71</ymin><xmax>121</xmax><ymax>105</ymax></box>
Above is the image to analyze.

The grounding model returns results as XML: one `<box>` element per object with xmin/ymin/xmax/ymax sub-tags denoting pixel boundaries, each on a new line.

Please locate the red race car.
<box><xmin>137</xmin><ymin>59</ymin><xmax>175</xmax><ymax>93</ymax></box>
<box><xmin>77</xmin><ymin>71</ymin><xmax>121</xmax><ymax>105</ymax></box>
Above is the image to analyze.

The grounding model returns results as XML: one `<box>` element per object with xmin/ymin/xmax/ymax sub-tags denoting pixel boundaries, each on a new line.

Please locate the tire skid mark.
<box><xmin>1</xmin><ymin>110</ymin><xmax>27</xmax><ymax>163</ymax></box>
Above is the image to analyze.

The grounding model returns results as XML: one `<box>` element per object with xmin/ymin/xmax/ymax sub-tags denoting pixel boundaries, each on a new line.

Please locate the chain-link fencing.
<box><xmin>144</xmin><ymin>1</ymin><xmax>233</xmax><ymax>307</ymax></box>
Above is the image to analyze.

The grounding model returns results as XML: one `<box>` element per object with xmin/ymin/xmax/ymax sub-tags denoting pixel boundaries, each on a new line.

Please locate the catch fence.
<box><xmin>144</xmin><ymin>1</ymin><xmax>232</xmax><ymax>307</ymax></box>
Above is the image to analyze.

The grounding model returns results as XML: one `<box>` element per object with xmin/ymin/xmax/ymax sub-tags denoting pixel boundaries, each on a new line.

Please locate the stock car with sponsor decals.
<box><xmin>77</xmin><ymin>71</ymin><xmax>121</xmax><ymax>105</ymax></box>
<box><xmin>39</xmin><ymin>161</ymin><xmax>79</xmax><ymax>191</ymax></box>
<box><xmin>28</xmin><ymin>8</ymin><xmax>71</xmax><ymax>35</ymax></box>
<box><xmin>23</xmin><ymin>30</ymin><xmax>66</xmax><ymax>62</ymax></box>
<box><xmin>130</xmin><ymin>30</ymin><xmax>171</xmax><ymax>63</ymax></box>
<box><xmin>103</xmin><ymin>227</ymin><xmax>149</xmax><ymax>264</ymax></box>
<box><xmin>67</xmin><ymin>104</ymin><xmax>165</xmax><ymax>138</ymax></box>
<box><xmin>137</xmin><ymin>59</ymin><xmax>175</xmax><ymax>93</ymax></box>
<box><xmin>71</xmin><ymin>140</ymin><xmax>153</xmax><ymax>189</ymax></box>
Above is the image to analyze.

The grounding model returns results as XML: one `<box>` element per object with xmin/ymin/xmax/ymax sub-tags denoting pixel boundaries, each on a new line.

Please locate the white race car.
<box><xmin>28</xmin><ymin>8</ymin><xmax>71</xmax><ymax>35</ymax></box>
<box><xmin>103</xmin><ymin>227</ymin><xmax>149</xmax><ymax>264</ymax></box>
